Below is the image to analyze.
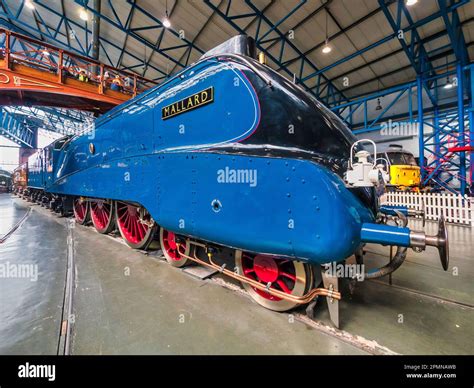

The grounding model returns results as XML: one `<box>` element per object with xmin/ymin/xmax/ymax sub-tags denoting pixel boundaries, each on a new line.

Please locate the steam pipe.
<box><xmin>361</xmin><ymin>223</ymin><xmax>411</xmax><ymax>246</ymax></box>
<box><xmin>177</xmin><ymin>243</ymin><xmax>341</xmax><ymax>304</ymax></box>
<box><xmin>379</xmin><ymin>204</ymin><xmax>425</xmax><ymax>226</ymax></box>
<box><xmin>380</xmin><ymin>204</ymin><xmax>414</xmax><ymax>217</ymax></box>
<box><xmin>365</xmin><ymin>246</ymin><xmax>408</xmax><ymax>279</ymax></box>
<box><xmin>361</xmin><ymin>216</ymin><xmax>449</xmax><ymax>272</ymax></box>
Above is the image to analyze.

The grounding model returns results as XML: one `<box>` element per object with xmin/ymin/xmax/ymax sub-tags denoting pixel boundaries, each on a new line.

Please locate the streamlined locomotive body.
<box><xmin>20</xmin><ymin>36</ymin><xmax>448</xmax><ymax>325</ymax></box>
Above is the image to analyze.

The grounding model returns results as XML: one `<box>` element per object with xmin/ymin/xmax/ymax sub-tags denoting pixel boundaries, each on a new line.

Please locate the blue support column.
<box><xmin>470</xmin><ymin>64</ymin><xmax>474</xmax><ymax>192</ymax></box>
<box><xmin>417</xmin><ymin>75</ymin><xmax>425</xmax><ymax>183</ymax></box>
<box><xmin>434</xmin><ymin>108</ymin><xmax>440</xmax><ymax>183</ymax></box>
<box><xmin>457</xmin><ymin>63</ymin><xmax>466</xmax><ymax>194</ymax></box>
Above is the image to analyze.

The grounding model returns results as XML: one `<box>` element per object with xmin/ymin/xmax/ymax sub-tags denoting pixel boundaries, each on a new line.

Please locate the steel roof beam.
<box><xmin>0</xmin><ymin>1</ymin><xmax>169</xmax><ymax>78</ymax></box>
<box><xmin>264</xmin><ymin>1</ymin><xmax>332</xmax><ymax>64</ymax></box>
<box><xmin>0</xmin><ymin>103</ymin><xmax>93</xmax><ymax>138</ymax></box>
<box><xmin>244</xmin><ymin>0</ymin><xmax>348</xmax><ymax>105</ymax></box>
<box><xmin>437</xmin><ymin>0</ymin><xmax>469</xmax><ymax>65</ymax></box>
<box><xmin>379</xmin><ymin>0</ymin><xmax>441</xmax><ymax>106</ymax></box>
<box><xmin>204</xmin><ymin>0</ymin><xmax>348</xmax><ymax>105</ymax></box>
<box><xmin>317</xmin><ymin>16</ymin><xmax>473</xmax><ymax>96</ymax></box>
<box><xmin>338</xmin><ymin>43</ymin><xmax>468</xmax><ymax>96</ymax></box>
<box><xmin>75</xmin><ymin>0</ymin><xmax>205</xmax><ymax>74</ymax></box>
<box><xmin>75</xmin><ymin>0</ymin><xmax>187</xmax><ymax>69</ymax></box>
<box><xmin>168</xmin><ymin>0</ymin><xmax>227</xmax><ymax>76</ymax></box>
<box><xmin>301</xmin><ymin>0</ymin><xmax>468</xmax><ymax>87</ymax></box>
<box><xmin>0</xmin><ymin>108</ymin><xmax>37</xmax><ymax>148</ymax></box>
<box><xmin>278</xmin><ymin>3</ymin><xmax>385</xmax><ymax>71</ymax></box>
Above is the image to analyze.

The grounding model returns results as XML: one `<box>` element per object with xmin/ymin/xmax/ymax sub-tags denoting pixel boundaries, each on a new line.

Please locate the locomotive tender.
<box><xmin>19</xmin><ymin>36</ymin><xmax>448</xmax><ymax>326</ymax></box>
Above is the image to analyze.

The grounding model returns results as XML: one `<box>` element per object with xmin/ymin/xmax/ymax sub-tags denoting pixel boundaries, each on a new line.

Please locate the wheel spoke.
<box><xmin>238</xmin><ymin>252</ymin><xmax>305</xmax><ymax>305</ymax></box>
<box><xmin>161</xmin><ymin>229</ymin><xmax>190</xmax><ymax>263</ymax></box>
<box><xmin>280</xmin><ymin>271</ymin><xmax>296</xmax><ymax>281</ymax></box>
<box><xmin>138</xmin><ymin>223</ymin><xmax>145</xmax><ymax>240</ymax></box>
<box><xmin>277</xmin><ymin>280</ymin><xmax>291</xmax><ymax>294</ymax></box>
<box><xmin>116</xmin><ymin>202</ymin><xmax>155</xmax><ymax>248</ymax></box>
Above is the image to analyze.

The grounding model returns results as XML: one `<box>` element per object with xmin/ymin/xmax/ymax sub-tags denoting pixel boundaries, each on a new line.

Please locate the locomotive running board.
<box><xmin>321</xmin><ymin>270</ymin><xmax>340</xmax><ymax>328</ymax></box>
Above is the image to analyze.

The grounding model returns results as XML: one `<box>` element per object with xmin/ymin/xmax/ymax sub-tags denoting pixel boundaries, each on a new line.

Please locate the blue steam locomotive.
<box><xmin>19</xmin><ymin>36</ymin><xmax>448</xmax><ymax>326</ymax></box>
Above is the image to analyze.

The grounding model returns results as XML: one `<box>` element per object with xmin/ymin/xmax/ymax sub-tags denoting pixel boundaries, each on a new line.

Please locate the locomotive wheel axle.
<box><xmin>19</xmin><ymin>192</ymin><xmax>342</xmax><ymax>324</ymax></box>
<box><xmin>176</xmin><ymin>241</ymin><xmax>341</xmax><ymax>305</ymax></box>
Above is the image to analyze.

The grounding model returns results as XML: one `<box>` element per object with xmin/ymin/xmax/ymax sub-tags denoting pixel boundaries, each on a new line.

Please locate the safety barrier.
<box><xmin>380</xmin><ymin>191</ymin><xmax>474</xmax><ymax>226</ymax></box>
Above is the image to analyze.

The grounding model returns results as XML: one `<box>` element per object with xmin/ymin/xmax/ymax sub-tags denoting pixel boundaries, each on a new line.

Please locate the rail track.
<box><xmin>0</xmin><ymin>207</ymin><xmax>31</xmax><ymax>244</ymax></box>
<box><xmin>10</xmin><ymin>195</ymin><xmax>472</xmax><ymax>355</ymax></box>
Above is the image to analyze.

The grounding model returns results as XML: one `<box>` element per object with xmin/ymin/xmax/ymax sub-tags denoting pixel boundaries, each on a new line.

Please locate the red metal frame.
<box><xmin>0</xmin><ymin>28</ymin><xmax>158</xmax><ymax>113</ymax></box>
<box><xmin>448</xmin><ymin>146</ymin><xmax>474</xmax><ymax>153</ymax></box>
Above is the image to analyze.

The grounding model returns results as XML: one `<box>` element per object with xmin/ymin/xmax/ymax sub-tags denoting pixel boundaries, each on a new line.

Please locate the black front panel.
<box><xmin>238</xmin><ymin>60</ymin><xmax>357</xmax><ymax>177</ymax></box>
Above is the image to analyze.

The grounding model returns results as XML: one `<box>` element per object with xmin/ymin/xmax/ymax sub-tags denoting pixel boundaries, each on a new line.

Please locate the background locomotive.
<box><xmin>377</xmin><ymin>144</ymin><xmax>421</xmax><ymax>191</ymax></box>
<box><xmin>0</xmin><ymin>169</ymin><xmax>12</xmax><ymax>193</ymax></box>
<box><xmin>16</xmin><ymin>36</ymin><xmax>449</xmax><ymax>326</ymax></box>
<box><xmin>12</xmin><ymin>162</ymin><xmax>28</xmax><ymax>195</ymax></box>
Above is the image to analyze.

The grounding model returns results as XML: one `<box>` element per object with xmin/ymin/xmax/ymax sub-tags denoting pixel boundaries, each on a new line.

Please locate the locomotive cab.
<box><xmin>377</xmin><ymin>144</ymin><xmax>421</xmax><ymax>189</ymax></box>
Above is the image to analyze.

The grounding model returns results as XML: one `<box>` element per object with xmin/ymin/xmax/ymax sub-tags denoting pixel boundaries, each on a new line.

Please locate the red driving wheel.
<box><xmin>115</xmin><ymin>201</ymin><xmax>156</xmax><ymax>249</ymax></box>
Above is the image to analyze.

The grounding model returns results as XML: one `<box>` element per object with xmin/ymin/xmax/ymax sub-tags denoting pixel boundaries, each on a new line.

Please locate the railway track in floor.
<box><xmin>0</xmin><ymin>207</ymin><xmax>32</xmax><ymax>244</ymax></box>
<box><xmin>364</xmin><ymin>248</ymin><xmax>474</xmax><ymax>310</ymax></box>
<box><xmin>5</xmin><ymin>197</ymin><xmax>77</xmax><ymax>354</ymax></box>
<box><xmin>56</xmin><ymin>218</ymin><xmax>76</xmax><ymax>355</ymax></box>
<box><xmin>93</xmin><ymin>232</ymin><xmax>395</xmax><ymax>355</ymax></box>
<box><xmin>17</xmin><ymin>198</ymin><xmax>472</xmax><ymax>355</ymax></box>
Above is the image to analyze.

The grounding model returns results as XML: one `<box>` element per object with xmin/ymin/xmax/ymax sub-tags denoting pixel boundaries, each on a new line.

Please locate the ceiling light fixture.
<box><xmin>25</xmin><ymin>0</ymin><xmax>35</xmax><ymax>10</ymax></box>
<box><xmin>375</xmin><ymin>80</ymin><xmax>383</xmax><ymax>110</ymax></box>
<box><xmin>322</xmin><ymin>39</ymin><xmax>332</xmax><ymax>54</ymax></box>
<box><xmin>375</xmin><ymin>97</ymin><xmax>383</xmax><ymax>111</ymax></box>
<box><xmin>443</xmin><ymin>56</ymin><xmax>453</xmax><ymax>89</ymax></box>
<box><xmin>163</xmin><ymin>13</ymin><xmax>171</xmax><ymax>28</ymax></box>
<box><xmin>444</xmin><ymin>77</ymin><xmax>453</xmax><ymax>89</ymax></box>
<box><xmin>79</xmin><ymin>8</ymin><xmax>89</xmax><ymax>21</ymax></box>
<box><xmin>322</xmin><ymin>7</ymin><xmax>331</xmax><ymax>54</ymax></box>
<box><xmin>163</xmin><ymin>0</ymin><xmax>171</xmax><ymax>28</ymax></box>
<box><xmin>406</xmin><ymin>0</ymin><xmax>418</xmax><ymax>6</ymax></box>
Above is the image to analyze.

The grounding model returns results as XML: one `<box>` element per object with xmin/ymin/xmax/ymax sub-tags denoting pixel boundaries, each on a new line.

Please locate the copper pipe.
<box><xmin>177</xmin><ymin>243</ymin><xmax>341</xmax><ymax>304</ymax></box>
